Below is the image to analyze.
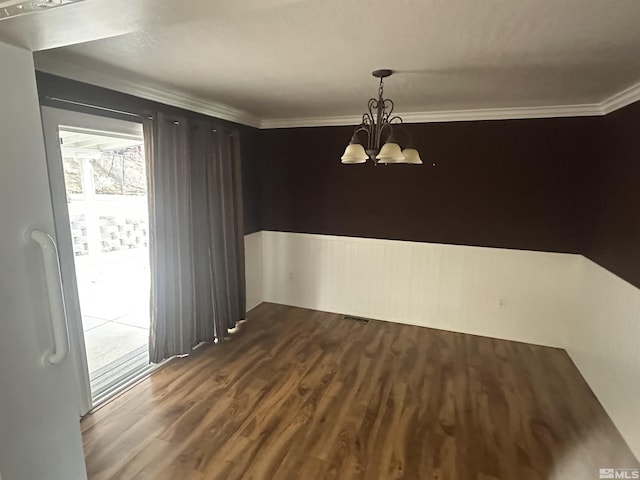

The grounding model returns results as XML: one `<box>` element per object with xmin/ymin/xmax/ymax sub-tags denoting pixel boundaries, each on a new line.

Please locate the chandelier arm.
<box><xmin>362</xmin><ymin>112</ymin><xmax>374</xmax><ymax>130</ymax></box>
<box><xmin>378</xmin><ymin>120</ymin><xmax>394</xmax><ymax>144</ymax></box>
<box><xmin>376</xmin><ymin>84</ymin><xmax>386</xmax><ymax>148</ymax></box>
<box><xmin>367</xmin><ymin>98</ymin><xmax>378</xmax><ymax>123</ymax></box>
<box><xmin>359</xmin><ymin>114</ymin><xmax>374</xmax><ymax>150</ymax></box>
<box><xmin>383</xmin><ymin>98</ymin><xmax>394</xmax><ymax>116</ymax></box>
<box><xmin>352</xmin><ymin>125</ymin><xmax>371</xmax><ymax>146</ymax></box>
<box><xmin>367</xmin><ymin>98</ymin><xmax>381</xmax><ymax>149</ymax></box>
<box><xmin>378</xmin><ymin>100</ymin><xmax>391</xmax><ymax>124</ymax></box>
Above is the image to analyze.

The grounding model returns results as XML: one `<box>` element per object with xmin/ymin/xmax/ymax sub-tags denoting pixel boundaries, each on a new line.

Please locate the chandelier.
<box><xmin>341</xmin><ymin>69</ymin><xmax>422</xmax><ymax>166</ymax></box>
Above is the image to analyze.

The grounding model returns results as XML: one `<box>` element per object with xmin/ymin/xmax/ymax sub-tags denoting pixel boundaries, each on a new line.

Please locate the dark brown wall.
<box><xmin>260</xmin><ymin>118</ymin><xmax>601</xmax><ymax>254</ymax></box>
<box><xmin>239</xmin><ymin>128</ymin><xmax>262</xmax><ymax>234</ymax></box>
<box><xmin>586</xmin><ymin>100</ymin><xmax>640</xmax><ymax>288</ymax></box>
<box><xmin>35</xmin><ymin>72</ymin><xmax>263</xmax><ymax>234</ymax></box>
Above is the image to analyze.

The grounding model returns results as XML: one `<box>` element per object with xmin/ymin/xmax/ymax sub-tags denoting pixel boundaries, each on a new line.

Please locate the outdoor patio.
<box><xmin>75</xmin><ymin>248</ymin><xmax>150</xmax><ymax>392</ymax></box>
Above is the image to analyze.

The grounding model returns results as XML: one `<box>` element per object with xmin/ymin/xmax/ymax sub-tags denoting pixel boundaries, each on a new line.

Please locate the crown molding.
<box><xmin>600</xmin><ymin>80</ymin><xmax>640</xmax><ymax>115</ymax></box>
<box><xmin>34</xmin><ymin>55</ymin><xmax>262</xmax><ymax>128</ymax></box>
<box><xmin>258</xmin><ymin>103</ymin><xmax>604</xmax><ymax>129</ymax></box>
<box><xmin>34</xmin><ymin>54</ymin><xmax>640</xmax><ymax>129</ymax></box>
<box><xmin>259</xmin><ymin>81</ymin><xmax>640</xmax><ymax>128</ymax></box>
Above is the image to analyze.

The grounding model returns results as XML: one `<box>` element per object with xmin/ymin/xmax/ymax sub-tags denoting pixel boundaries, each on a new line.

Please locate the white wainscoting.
<box><xmin>566</xmin><ymin>259</ymin><xmax>640</xmax><ymax>457</ymax></box>
<box><xmin>244</xmin><ymin>231</ymin><xmax>264</xmax><ymax>312</ymax></box>
<box><xmin>261</xmin><ymin>231</ymin><xmax>581</xmax><ymax>348</ymax></box>
<box><xmin>254</xmin><ymin>230</ymin><xmax>640</xmax><ymax>458</ymax></box>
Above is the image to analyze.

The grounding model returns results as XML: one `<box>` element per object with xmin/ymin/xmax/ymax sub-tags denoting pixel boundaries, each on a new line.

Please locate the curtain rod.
<box><xmin>45</xmin><ymin>96</ymin><xmax>234</xmax><ymax>135</ymax></box>
<box><xmin>45</xmin><ymin>96</ymin><xmax>151</xmax><ymax>119</ymax></box>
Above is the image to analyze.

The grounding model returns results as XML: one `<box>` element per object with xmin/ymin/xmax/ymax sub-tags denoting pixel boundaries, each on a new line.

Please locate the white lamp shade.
<box><xmin>375</xmin><ymin>142</ymin><xmax>405</xmax><ymax>163</ymax></box>
<box><xmin>401</xmin><ymin>148</ymin><xmax>423</xmax><ymax>164</ymax></box>
<box><xmin>341</xmin><ymin>143</ymin><xmax>368</xmax><ymax>164</ymax></box>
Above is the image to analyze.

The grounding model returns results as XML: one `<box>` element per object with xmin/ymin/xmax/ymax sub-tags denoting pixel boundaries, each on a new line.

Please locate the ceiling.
<box><xmin>59</xmin><ymin>127</ymin><xmax>143</xmax><ymax>154</ymax></box>
<box><xmin>2</xmin><ymin>0</ymin><xmax>640</xmax><ymax>127</ymax></box>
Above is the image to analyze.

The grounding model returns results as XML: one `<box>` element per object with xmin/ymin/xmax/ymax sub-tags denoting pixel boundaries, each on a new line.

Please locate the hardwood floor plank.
<box><xmin>81</xmin><ymin>303</ymin><xmax>639</xmax><ymax>479</ymax></box>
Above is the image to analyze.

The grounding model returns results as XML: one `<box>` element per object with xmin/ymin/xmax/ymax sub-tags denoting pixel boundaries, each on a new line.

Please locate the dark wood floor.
<box><xmin>82</xmin><ymin>303</ymin><xmax>638</xmax><ymax>479</ymax></box>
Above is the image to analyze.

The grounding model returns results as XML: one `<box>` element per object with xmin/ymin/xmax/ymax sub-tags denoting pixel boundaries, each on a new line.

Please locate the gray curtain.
<box><xmin>144</xmin><ymin>112</ymin><xmax>246</xmax><ymax>363</ymax></box>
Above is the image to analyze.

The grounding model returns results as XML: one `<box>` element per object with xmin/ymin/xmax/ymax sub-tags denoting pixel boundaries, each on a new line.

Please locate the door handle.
<box><xmin>30</xmin><ymin>229</ymin><xmax>70</xmax><ymax>365</ymax></box>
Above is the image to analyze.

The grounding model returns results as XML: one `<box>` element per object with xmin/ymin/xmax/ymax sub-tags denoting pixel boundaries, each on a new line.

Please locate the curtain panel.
<box><xmin>144</xmin><ymin>112</ymin><xmax>246</xmax><ymax>363</ymax></box>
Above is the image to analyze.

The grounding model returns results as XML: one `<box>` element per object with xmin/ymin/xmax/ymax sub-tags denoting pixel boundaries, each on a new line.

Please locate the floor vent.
<box><xmin>343</xmin><ymin>315</ymin><xmax>371</xmax><ymax>323</ymax></box>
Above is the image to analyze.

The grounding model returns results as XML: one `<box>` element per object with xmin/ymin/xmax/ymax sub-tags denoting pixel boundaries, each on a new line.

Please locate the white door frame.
<box><xmin>40</xmin><ymin>106</ymin><xmax>145</xmax><ymax>415</ymax></box>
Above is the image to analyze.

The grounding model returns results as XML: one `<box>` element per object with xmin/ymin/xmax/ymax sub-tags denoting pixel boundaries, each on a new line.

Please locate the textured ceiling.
<box><xmin>4</xmin><ymin>0</ymin><xmax>640</xmax><ymax>124</ymax></box>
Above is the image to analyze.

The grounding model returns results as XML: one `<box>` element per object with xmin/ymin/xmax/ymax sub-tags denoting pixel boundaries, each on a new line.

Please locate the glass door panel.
<box><xmin>42</xmin><ymin>108</ymin><xmax>151</xmax><ymax>410</ymax></box>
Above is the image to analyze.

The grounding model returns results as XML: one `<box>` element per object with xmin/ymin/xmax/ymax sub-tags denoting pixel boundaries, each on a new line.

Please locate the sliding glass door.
<box><xmin>41</xmin><ymin>107</ymin><xmax>151</xmax><ymax>411</ymax></box>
